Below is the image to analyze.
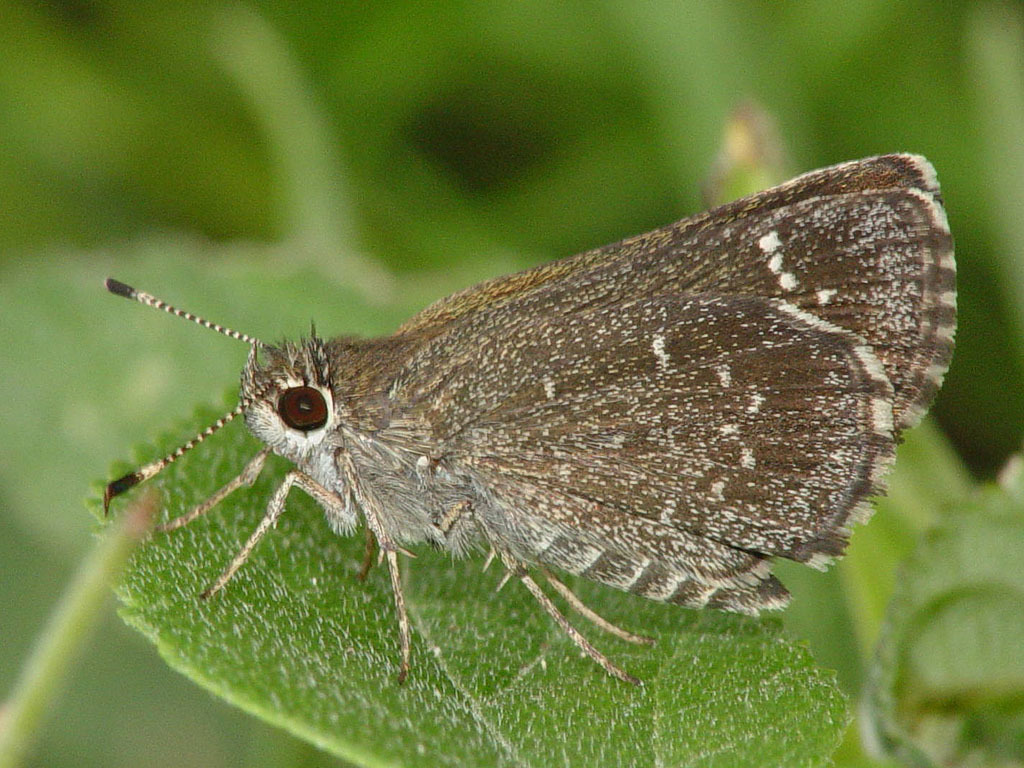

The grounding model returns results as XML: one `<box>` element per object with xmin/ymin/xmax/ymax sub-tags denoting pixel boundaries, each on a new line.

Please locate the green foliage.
<box><xmin>864</xmin><ymin>467</ymin><xmax>1024</xmax><ymax>767</ymax></box>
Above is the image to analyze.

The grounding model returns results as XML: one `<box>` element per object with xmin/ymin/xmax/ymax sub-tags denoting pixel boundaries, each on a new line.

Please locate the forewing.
<box><xmin>398</xmin><ymin>154</ymin><xmax>954</xmax><ymax>431</ymax></box>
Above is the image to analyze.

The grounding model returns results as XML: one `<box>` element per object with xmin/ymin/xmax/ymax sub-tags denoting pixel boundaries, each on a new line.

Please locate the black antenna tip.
<box><xmin>105</xmin><ymin>278</ymin><xmax>136</xmax><ymax>299</ymax></box>
<box><xmin>104</xmin><ymin>471</ymin><xmax>142</xmax><ymax>514</ymax></box>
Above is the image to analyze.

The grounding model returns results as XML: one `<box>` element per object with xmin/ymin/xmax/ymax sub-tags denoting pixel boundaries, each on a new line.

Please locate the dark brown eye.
<box><xmin>278</xmin><ymin>386</ymin><xmax>328</xmax><ymax>431</ymax></box>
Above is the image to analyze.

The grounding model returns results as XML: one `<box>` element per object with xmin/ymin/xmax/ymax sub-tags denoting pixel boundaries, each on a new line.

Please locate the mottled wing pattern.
<box><xmin>405</xmin><ymin>295</ymin><xmax>893</xmax><ymax>611</ymax></box>
<box><xmin>396</xmin><ymin>155</ymin><xmax>954</xmax><ymax>612</ymax></box>
<box><xmin>596</xmin><ymin>157</ymin><xmax>955</xmax><ymax>430</ymax></box>
<box><xmin>400</xmin><ymin>155</ymin><xmax>955</xmax><ymax>432</ymax></box>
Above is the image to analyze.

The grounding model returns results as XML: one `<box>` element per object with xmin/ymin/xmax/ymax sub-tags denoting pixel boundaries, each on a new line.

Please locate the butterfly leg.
<box><xmin>156</xmin><ymin>447</ymin><xmax>271</xmax><ymax>533</ymax></box>
<box><xmin>356</xmin><ymin>525</ymin><xmax>377</xmax><ymax>581</ymax></box>
<box><xmin>498</xmin><ymin>552</ymin><xmax>639</xmax><ymax>685</ymax></box>
<box><xmin>362</xmin><ymin>531</ymin><xmax>412</xmax><ymax>682</ymax></box>
<box><xmin>200</xmin><ymin>468</ymin><xmax>347</xmax><ymax>599</ymax></box>
<box><xmin>363</xmin><ymin>531</ymin><xmax>412</xmax><ymax>683</ymax></box>
<box><xmin>339</xmin><ymin>454</ymin><xmax>413</xmax><ymax>683</ymax></box>
<box><xmin>383</xmin><ymin>548</ymin><xmax>411</xmax><ymax>684</ymax></box>
<box><xmin>542</xmin><ymin>569</ymin><xmax>655</xmax><ymax>646</ymax></box>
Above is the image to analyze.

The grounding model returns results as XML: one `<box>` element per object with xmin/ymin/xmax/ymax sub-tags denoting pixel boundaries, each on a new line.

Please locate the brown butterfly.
<box><xmin>105</xmin><ymin>154</ymin><xmax>955</xmax><ymax>684</ymax></box>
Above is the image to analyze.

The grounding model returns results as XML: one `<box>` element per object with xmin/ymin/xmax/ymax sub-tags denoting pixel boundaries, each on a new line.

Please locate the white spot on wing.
<box><xmin>747</xmin><ymin>392</ymin><xmax>765</xmax><ymax>414</ymax></box>
<box><xmin>924</xmin><ymin>362</ymin><xmax>950</xmax><ymax>384</ymax></box>
<box><xmin>740</xmin><ymin>447</ymin><xmax>756</xmax><ymax>469</ymax></box>
<box><xmin>576</xmin><ymin>545</ymin><xmax>604</xmax><ymax>573</ymax></box>
<box><xmin>530</xmin><ymin>526</ymin><xmax>559</xmax><ymax>556</ymax></box>
<box><xmin>763</xmin><ymin>233</ymin><xmax>797</xmax><ymax>291</ymax></box>
<box><xmin>415</xmin><ymin>455</ymin><xmax>431</xmax><ymax>478</ymax></box>
<box><xmin>714</xmin><ymin>363</ymin><xmax>732</xmax><ymax>388</ymax></box>
<box><xmin>758</xmin><ymin>231</ymin><xmax>782</xmax><ymax>254</ymax></box>
<box><xmin>605</xmin><ymin>432</ymin><xmax>627</xmax><ymax>449</ymax></box>
<box><xmin>817</xmin><ymin>288</ymin><xmax>837</xmax><ymax>305</ymax></box>
<box><xmin>542</xmin><ymin>376</ymin><xmax>556</xmax><ymax>400</ymax></box>
<box><xmin>710</xmin><ymin>480</ymin><xmax>726</xmax><ymax>501</ymax></box>
<box><xmin>872</xmin><ymin>397</ymin><xmax>894</xmax><ymax>438</ymax></box>
<box><xmin>775</xmin><ymin>299</ymin><xmax>850</xmax><ymax>336</ymax></box>
<box><xmin>652</xmin><ymin>333</ymin><xmax>670</xmax><ymax>369</ymax></box>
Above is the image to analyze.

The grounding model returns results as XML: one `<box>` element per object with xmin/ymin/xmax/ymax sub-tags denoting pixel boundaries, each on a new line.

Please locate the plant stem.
<box><xmin>0</xmin><ymin>494</ymin><xmax>155</xmax><ymax>768</ymax></box>
<box><xmin>209</xmin><ymin>5</ymin><xmax>393</xmax><ymax>301</ymax></box>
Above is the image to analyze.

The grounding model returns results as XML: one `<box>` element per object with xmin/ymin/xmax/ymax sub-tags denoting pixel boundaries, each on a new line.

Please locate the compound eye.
<box><xmin>278</xmin><ymin>386</ymin><xmax>328</xmax><ymax>431</ymax></box>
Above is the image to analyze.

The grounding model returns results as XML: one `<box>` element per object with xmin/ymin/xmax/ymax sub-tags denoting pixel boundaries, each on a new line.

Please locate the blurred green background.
<box><xmin>2</xmin><ymin>1</ymin><xmax>1022</xmax><ymax>766</ymax></box>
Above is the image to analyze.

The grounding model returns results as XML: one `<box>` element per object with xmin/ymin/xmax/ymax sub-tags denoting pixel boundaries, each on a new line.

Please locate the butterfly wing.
<box><xmin>400</xmin><ymin>154</ymin><xmax>955</xmax><ymax>431</ymax></box>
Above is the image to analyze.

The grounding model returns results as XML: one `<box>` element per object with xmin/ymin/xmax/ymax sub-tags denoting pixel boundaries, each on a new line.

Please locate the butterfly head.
<box><xmin>241</xmin><ymin>335</ymin><xmax>338</xmax><ymax>465</ymax></box>
<box><xmin>101</xmin><ymin>279</ymin><xmax>337</xmax><ymax>510</ymax></box>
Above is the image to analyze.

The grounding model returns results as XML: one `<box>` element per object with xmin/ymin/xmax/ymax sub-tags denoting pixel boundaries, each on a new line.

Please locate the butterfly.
<box><xmin>105</xmin><ymin>154</ymin><xmax>955</xmax><ymax>684</ymax></box>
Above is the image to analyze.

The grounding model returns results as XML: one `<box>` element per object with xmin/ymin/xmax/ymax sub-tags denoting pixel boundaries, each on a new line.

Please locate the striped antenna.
<box><xmin>105</xmin><ymin>278</ymin><xmax>264</xmax><ymax>347</ymax></box>
<box><xmin>103</xmin><ymin>280</ymin><xmax>266</xmax><ymax>512</ymax></box>
<box><xmin>103</xmin><ymin>401</ymin><xmax>251</xmax><ymax>512</ymax></box>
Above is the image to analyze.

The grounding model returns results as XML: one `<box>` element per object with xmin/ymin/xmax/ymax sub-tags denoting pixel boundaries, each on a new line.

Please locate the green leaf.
<box><xmin>863</xmin><ymin>458</ymin><xmax>1024</xmax><ymax>767</ymax></box>
<box><xmin>104</xmin><ymin>405</ymin><xmax>848</xmax><ymax>767</ymax></box>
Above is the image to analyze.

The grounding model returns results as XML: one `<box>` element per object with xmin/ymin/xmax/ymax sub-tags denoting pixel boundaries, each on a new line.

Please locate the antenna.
<box><xmin>105</xmin><ymin>278</ymin><xmax>264</xmax><ymax>347</ymax></box>
<box><xmin>103</xmin><ymin>279</ymin><xmax>265</xmax><ymax>511</ymax></box>
<box><xmin>103</xmin><ymin>401</ymin><xmax>249</xmax><ymax>512</ymax></box>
